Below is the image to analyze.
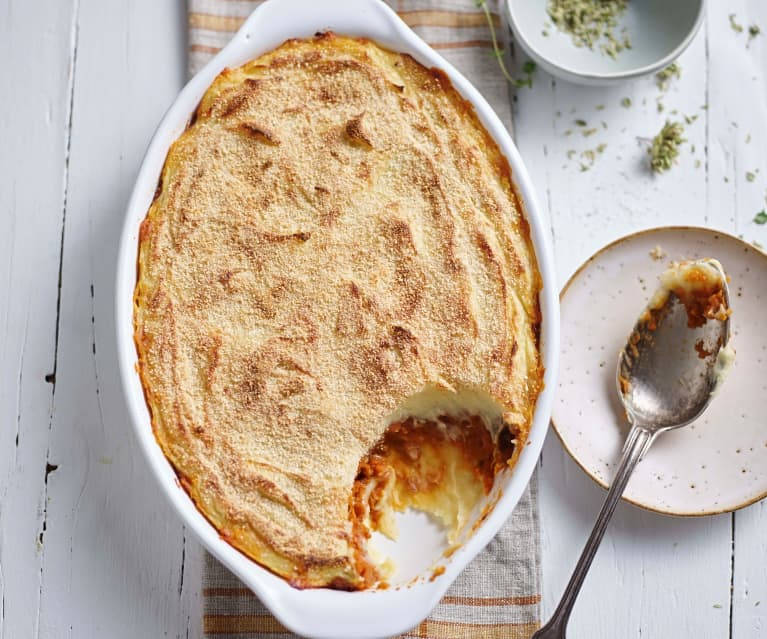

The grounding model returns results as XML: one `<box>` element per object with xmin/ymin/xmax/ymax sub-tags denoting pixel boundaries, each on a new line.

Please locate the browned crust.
<box><xmin>133</xmin><ymin>32</ymin><xmax>543</xmax><ymax>589</ymax></box>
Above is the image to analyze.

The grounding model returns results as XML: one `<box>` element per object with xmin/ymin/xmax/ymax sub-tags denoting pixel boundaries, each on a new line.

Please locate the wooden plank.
<box><xmin>706</xmin><ymin>1</ymin><xmax>767</xmax><ymax>637</ymax></box>
<box><xmin>34</xmin><ymin>1</ymin><xmax>201</xmax><ymax>637</ymax></box>
<box><xmin>512</xmin><ymin>5</ymin><xmax>735</xmax><ymax>637</ymax></box>
<box><xmin>0</xmin><ymin>0</ymin><xmax>77</xmax><ymax>637</ymax></box>
<box><xmin>732</xmin><ymin>502</ymin><xmax>767</xmax><ymax>637</ymax></box>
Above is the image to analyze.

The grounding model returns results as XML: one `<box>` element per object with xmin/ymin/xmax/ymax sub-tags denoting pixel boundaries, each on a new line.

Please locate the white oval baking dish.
<box><xmin>115</xmin><ymin>1</ymin><xmax>559</xmax><ymax>637</ymax></box>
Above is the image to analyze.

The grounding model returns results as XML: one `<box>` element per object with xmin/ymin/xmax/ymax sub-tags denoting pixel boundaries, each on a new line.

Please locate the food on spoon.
<box><xmin>712</xmin><ymin>341</ymin><xmax>736</xmax><ymax>395</ymax></box>
<box><xmin>646</xmin><ymin>259</ymin><xmax>731</xmax><ymax>328</ymax></box>
<box><xmin>133</xmin><ymin>33</ymin><xmax>543</xmax><ymax>590</ymax></box>
<box><xmin>640</xmin><ymin>259</ymin><xmax>735</xmax><ymax>393</ymax></box>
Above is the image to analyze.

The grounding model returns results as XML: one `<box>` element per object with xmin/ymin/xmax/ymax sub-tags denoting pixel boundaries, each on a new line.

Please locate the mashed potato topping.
<box><xmin>134</xmin><ymin>33</ymin><xmax>542</xmax><ymax>589</ymax></box>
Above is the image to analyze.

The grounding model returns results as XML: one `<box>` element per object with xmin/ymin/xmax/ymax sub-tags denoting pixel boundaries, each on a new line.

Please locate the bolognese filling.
<box><xmin>349</xmin><ymin>413</ymin><xmax>517</xmax><ymax>586</ymax></box>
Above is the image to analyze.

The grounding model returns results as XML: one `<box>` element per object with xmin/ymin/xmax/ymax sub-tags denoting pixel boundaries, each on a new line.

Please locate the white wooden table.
<box><xmin>2</xmin><ymin>1</ymin><xmax>765</xmax><ymax>637</ymax></box>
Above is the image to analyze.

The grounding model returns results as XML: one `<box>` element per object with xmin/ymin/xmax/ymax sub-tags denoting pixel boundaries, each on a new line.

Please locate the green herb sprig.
<box><xmin>476</xmin><ymin>1</ymin><xmax>537</xmax><ymax>88</ymax></box>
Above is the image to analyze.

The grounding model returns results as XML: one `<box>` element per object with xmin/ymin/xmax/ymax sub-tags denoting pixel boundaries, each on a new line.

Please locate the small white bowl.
<box><xmin>506</xmin><ymin>0</ymin><xmax>704</xmax><ymax>85</ymax></box>
<box><xmin>115</xmin><ymin>1</ymin><xmax>558</xmax><ymax>637</ymax></box>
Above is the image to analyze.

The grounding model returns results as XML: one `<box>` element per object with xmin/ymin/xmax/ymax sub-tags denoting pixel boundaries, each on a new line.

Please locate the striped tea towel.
<box><xmin>188</xmin><ymin>1</ymin><xmax>541</xmax><ymax>636</ymax></box>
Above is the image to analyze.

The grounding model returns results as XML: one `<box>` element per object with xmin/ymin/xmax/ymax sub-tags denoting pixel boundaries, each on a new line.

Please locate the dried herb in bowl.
<box><xmin>547</xmin><ymin>0</ymin><xmax>631</xmax><ymax>59</ymax></box>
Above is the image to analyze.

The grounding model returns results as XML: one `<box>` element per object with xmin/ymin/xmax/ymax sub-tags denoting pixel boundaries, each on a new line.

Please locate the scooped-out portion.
<box><xmin>350</xmin><ymin>387</ymin><xmax>519</xmax><ymax>587</ymax></box>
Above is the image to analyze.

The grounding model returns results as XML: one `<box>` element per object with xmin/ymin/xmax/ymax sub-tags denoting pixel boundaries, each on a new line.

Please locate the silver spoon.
<box><xmin>533</xmin><ymin>260</ymin><xmax>732</xmax><ymax>639</ymax></box>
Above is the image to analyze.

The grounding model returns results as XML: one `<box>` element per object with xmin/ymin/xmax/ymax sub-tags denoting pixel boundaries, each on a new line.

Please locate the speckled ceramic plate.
<box><xmin>554</xmin><ymin>226</ymin><xmax>767</xmax><ymax>516</ymax></box>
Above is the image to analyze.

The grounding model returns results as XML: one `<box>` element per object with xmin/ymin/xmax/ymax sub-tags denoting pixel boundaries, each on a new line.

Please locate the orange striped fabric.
<box><xmin>204</xmin><ymin>614</ymin><xmax>539</xmax><ymax>639</ymax></box>
<box><xmin>189</xmin><ymin>1</ymin><xmax>540</xmax><ymax>637</ymax></box>
<box><xmin>188</xmin><ymin>8</ymin><xmax>499</xmax><ymax>33</ymax></box>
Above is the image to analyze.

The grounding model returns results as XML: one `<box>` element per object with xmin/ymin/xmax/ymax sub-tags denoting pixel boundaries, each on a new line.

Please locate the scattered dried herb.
<box><xmin>595</xmin><ymin>104</ymin><xmax>605</xmax><ymax>111</ymax></box>
<box><xmin>648</xmin><ymin>121</ymin><xmax>685</xmax><ymax>173</ymax></box>
<box><xmin>583</xmin><ymin>127</ymin><xmax>598</xmax><ymax>137</ymax></box>
<box><xmin>621</xmin><ymin>97</ymin><xmax>632</xmax><ymax>108</ymax></box>
<box><xmin>754</xmin><ymin>210</ymin><xmax>767</xmax><ymax>225</ymax></box>
<box><xmin>580</xmin><ymin>152</ymin><xmax>596</xmax><ymax>170</ymax></box>
<box><xmin>547</xmin><ymin>0</ymin><xmax>630</xmax><ymax>58</ymax></box>
<box><xmin>656</xmin><ymin>62</ymin><xmax>681</xmax><ymax>91</ymax></box>
<box><xmin>578</xmin><ymin>143</ymin><xmax>608</xmax><ymax>171</ymax></box>
<box><xmin>749</xmin><ymin>24</ymin><xmax>761</xmax><ymax>40</ymax></box>
<box><xmin>574</xmin><ymin>118</ymin><xmax>588</xmax><ymax>126</ymax></box>
<box><xmin>729</xmin><ymin>14</ymin><xmax>744</xmax><ymax>33</ymax></box>
<box><xmin>746</xmin><ymin>171</ymin><xmax>757</xmax><ymax>183</ymax></box>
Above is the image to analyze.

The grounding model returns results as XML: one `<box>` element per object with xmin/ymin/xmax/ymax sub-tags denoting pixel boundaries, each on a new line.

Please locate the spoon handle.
<box><xmin>534</xmin><ymin>425</ymin><xmax>655</xmax><ymax>639</ymax></box>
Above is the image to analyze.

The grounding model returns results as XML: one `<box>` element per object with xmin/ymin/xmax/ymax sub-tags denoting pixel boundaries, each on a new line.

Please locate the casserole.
<box><xmin>116</xmin><ymin>1</ymin><xmax>558</xmax><ymax>637</ymax></box>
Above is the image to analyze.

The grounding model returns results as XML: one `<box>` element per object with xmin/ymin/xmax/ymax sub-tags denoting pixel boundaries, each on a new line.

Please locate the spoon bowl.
<box><xmin>618</xmin><ymin>268</ymin><xmax>731</xmax><ymax>430</ymax></box>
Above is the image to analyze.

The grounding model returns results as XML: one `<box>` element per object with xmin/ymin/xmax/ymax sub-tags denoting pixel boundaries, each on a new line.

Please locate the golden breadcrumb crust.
<box><xmin>134</xmin><ymin>32</ymin><xmax>543</xmax><ymax>589</ymax></box>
